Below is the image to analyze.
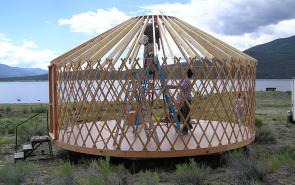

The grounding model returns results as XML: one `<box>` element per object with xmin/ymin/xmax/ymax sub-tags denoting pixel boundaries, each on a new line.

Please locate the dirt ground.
<box><xmin>0</xmin><ymin>91</ymin><xmax>295</xmax><ymax>185</ymax></box>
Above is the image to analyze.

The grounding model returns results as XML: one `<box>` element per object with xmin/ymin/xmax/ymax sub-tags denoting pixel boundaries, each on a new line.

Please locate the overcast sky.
<box><xmin>0</xmin><ymin>0</ymin><xmax>295</xmax><ymax>69</ymax></box>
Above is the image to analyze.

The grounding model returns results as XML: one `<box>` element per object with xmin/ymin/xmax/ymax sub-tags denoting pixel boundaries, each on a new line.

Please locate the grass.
<box><xmin>172</xmin><ymin>158</ymin><xmax>210</xmax><ymax>185</ymax></box>
<box><xmin>0</xmin><ymin>92</ymin><xmax>294</xmax><ymax>184</ymax></box>
<box><xmin>49</xmin><ymin>157</ymin><xmax>129</xmax><ymax>185</ymax></box>
<box><xmin>225</xmin><ymin>149</ymin><xmax>272</xmax><ymax>184</ymax></box>
<box><xmin>0</xmin><ymin>136</ymin><xmax>14</xmax><ymax>145</ymax></box>
<box><xmin>137</xmin><ymin>170</ymin><xmax>159</xmax><ymax>185</ymax></box>
<box><xmin>0</xmin><ymin>161</ymin><xmax>37</xmax><ymax>185</ymax></box>
<box><xmin>0</xmin><ymin>104</ymin><xmax>48</xmax><ymax>146</ymax></box>
<box><xmin>255</xmin><ymin>124</ymin><xmax>276</xmax><ymax>144</ymax></box>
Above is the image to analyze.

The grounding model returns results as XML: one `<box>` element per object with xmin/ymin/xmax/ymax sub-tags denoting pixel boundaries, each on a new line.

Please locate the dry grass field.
<box><xmin>0</xmin><ymin>91</ymin><xmax>294</xmax><ymax>185</ymax></box>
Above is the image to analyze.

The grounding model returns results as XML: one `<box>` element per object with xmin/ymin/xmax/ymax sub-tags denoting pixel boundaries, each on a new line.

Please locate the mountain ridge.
<box><xmin>0</xmin><ymin>35</ymin><xmax>294</xmax><ymax>81</ymax></box>
<box><xmin>244</xmin><ymin>35</ymin><xmax>295</xmax><ymax>79</ymax></box>
<box><xmin>0</xmin><ymin>64</ymin><xmax>47</xmax><ymax>78</ymax></box>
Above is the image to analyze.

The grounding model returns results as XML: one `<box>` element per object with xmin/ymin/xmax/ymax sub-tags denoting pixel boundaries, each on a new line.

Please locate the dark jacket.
<box><xmin>144</xmin><ymin>23</ymin><xmax>160</xmax><ymax>47</ymax></box>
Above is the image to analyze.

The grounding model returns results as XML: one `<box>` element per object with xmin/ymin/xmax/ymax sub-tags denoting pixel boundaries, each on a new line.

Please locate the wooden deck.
<box><xmin>56</xmin><ymin>120</ymin><xmax>254</xmax><ymax>158</ymax></box>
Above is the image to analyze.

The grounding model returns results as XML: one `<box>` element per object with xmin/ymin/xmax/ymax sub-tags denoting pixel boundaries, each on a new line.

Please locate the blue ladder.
<box><xmin>154</xmin><ymin>56</ymin><xmax>181</xmax><ymax>130</ymax></box>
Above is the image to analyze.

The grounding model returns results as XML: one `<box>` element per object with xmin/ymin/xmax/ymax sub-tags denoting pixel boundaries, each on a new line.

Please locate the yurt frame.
<box><xmin>48</xmin><ymin>15</ymin><xmax>256</xmax><ymax>158</ymax></box>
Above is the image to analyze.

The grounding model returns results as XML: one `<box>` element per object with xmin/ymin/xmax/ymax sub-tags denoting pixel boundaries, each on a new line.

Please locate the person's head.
<box><xmin>186</xmin><ymin>68</ymin><xmax>193</xmax><ymax>79</ymax></box>
<box><xmin>238</xmin><ymin>92</ymin><xmax>241</xmax><ymax>98</ymax></box>
<box><xmin>153</xmin><ymin>16</ymin><xmax>158</xmax><ymax>25</ymax></box>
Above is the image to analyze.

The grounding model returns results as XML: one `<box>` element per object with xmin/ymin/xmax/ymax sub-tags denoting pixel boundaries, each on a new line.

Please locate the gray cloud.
<box><xmin>211</xmin><ymin>0</ymin><xmax>295</xmax><ymax>35</ymax></box>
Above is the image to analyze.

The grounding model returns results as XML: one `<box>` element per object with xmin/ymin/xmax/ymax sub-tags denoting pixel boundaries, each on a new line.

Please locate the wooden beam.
<box><xmin>65</xmin><ymin>17</ymin><xmax>137</xmax><ymax>66</ymax></box>
<box><xmin>172</xmin><ymin>18</ymin><xmax>234</xmax><ymax>66</ymax></box>
<box><xmin>176</xmin><ymin>18</ymin><xmax>257</xmax><ymax>65</ymax></box>
<box><xmin>53</xmin><ymin>17</ymin><xmax>133</xmax><ymax>66</ymax></box>
<box><xmin>161</xmin><ymin>16</ymin><xmax>196</xmax><ymax>61</ymax></box>
<box><xmin>106</xmin><ymin>17</ymin><xmax>144</xmax><ymax>62</ymax></box>
<box><xmin>167</xmin><ymin>17</ymin><xmax>214</xmax><ymax>60</ymax></box>
<box><xmin>157</xmin><ymin>15</ymin><xmax>174</xmax><ymax>58</ymax></box>
<box><xmin>89</xmin><ymin>18</ymin><xmax>140</xmax><ymax>63</ymax></box>
<box><xmin>129</xmin><ymin>16</ymin><xmax>150</xmax><ymax>66</ymax></box>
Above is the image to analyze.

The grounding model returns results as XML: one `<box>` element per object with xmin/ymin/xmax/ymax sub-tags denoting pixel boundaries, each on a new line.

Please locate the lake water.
<box><xmin>0</xmin><ymin>79</ymin><xmax>292</xmax><ymax>103</ymax></box>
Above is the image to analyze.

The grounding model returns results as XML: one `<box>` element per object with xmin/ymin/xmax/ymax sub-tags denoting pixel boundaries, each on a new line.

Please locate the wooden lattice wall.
<box><xmin>49</xmin><ymin>56</ymin><xmax>256</xmax><ymax>158</ymax></box>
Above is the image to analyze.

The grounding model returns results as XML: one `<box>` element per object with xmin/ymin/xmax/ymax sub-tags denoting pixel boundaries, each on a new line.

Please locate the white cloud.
<box><xmin>58</xmin><ymin>7</ymin><xmax>130</xmax><ymax>34</ymax></box>
<box><xmin>141</xmin><ymin>0</ymin><xmax>295</xmax><ymax>50</ymax></box>
<box><xmin>57</xmin><ymin>1</ymin><xmax>295</xmax><ymax>50</ymax></box>
<box><xmin>215</xmin><ymin>18</ymin><xmax>295</xmax><ymax>50</ymax></box>
<box><xmin>0</xmin><ymin>34</ymin><xmax>55</xmax><ymax>69</ymax></box>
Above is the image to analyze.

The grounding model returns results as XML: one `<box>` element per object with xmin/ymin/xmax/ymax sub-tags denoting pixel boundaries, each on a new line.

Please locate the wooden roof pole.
<box><xmin>173</xmin><ymin>18</ymin><xmax>233</xmax><ymax>66</ymax></box>
<box><xmin>161</xmin><ymin>16</ymin><xmax>195</xmax><ymax>62</ymax></box>
<box><xmin>129</xmin><ymin>16</ymin><xmax>150</xmax><ymax>66</ymax></box>
<box><xmin>124</xmin><ymin>24</ymin><xmax>143</xmax><ymax>65</ymax></box>
<box><xmin>105</xmin><ymin>17</ymin><xmax>145</xmax><ymax>68</ymax></box>
<box><xmin>177</xmin><ymin>18</ymin><xmax>248</xmax><ymax>58</ymax></box>
<box><xmin>106</xmin><ymin>17</ymin><xmax>144</xmax><ymax>61</ymax></box>
<box><xmin>157</xmin><ymin>15</ymin><xmax>174</xmax><ymax>58</ymax></box>
<box><xmin>152</xmin><ymin>15</ymin><xmax>157</xmax><ymax>56</ymax></box>
<box><xmin>167</xmin><ymin>17</ymin><xmax>213</xmax><ymax>60</ymax></box>
<box><xmin>113</xmin><ymin>27</ymin><xmax>142</xmax><ymax>66</ymax></box>
<box><xmin>66</xmin><ymin>17</ymin><xmax>137</xmax><ymax>66</ymax></box>
<box><xmin>59</xmin><ymin>17</ymin><xmax>135</xmax><ymax>66</ymax></box>
<box><xmin>89</xmin><ymin>18</ymin><xmax>141</xmax><ymax>64</ymax></box>
<box><xmin>159</xmin><ymin>30</ymin><xmax>166</xmax><ymax>58</ymax></box>
<box><xmin>176</xmin><ymin>18</ymin><xmax>256</xmax><ymax>65</ymax></box>
<box><xmin>51</xmin><ymin>17</ymin><xmax>133</xmax><ymax>65</ymax></box>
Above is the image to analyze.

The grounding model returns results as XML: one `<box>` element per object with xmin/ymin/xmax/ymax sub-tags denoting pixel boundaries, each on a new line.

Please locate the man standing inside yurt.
<box><xmin>141</xmin><ymin>17</ymin><xmax>161</xmax><ymax>74</ymax></box>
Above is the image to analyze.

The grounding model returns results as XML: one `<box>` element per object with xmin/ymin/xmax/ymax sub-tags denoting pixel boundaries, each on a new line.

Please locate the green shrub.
<box><xmin>5</xmin><ymin>107</ymin><xmax>12</xmax><ymax>113</ymax></box>
<box><xmin>259</xmin><ymin>152</ymin><xmax>281</xmax><ymax>173</ymax></box>
<box><xmin>31</xmin><ymin>107</ymin><xmax>47</xmax><ymax>113</ymax></box>
<box><xmin>57</xmin><ymin>161</ymin><xmax>77</xmax><ymax>185</ymax></box>
<box><xmin>18</xmin><ymin>119</ymin><xmax>47</xmax><ymax>142</ymax></box>
<box><xmin>255</xmin><ymin>116</ymin><xmax>264</xmax><ymax>128</ymax></box>
<box><xmin>278</xmin><ymin>145</ymin><xmax>295</xmax><ymax>172</ymax></box>
<box><xmin>172</xmin><ymin>159</ymin><xmax>210</xmax><ymax>185</ymax></box>
<box><xmin>0</xmin><ymin>136</ymin><xmax>14</xmax><ymax>145</ymax></box>
<box><xmin>76</xmin><ymin>157</ymin><xmax>128</xmax><ymax>185</ymax></box>
<box><xmin>227</xmin><ymin>154</ymin><xmax>272</xmax><ymax>183</ymax></box>
<box><xmin>255</xmin><ymin>125</ymin><xmax>276</xmax><ymax>144</ymax></box>
<box><xmin>23</xmin><ymin>109</ymin><xmax>28</xmax><ymax>114</ymax></box>
<box><xmin>0</xmin><ymin>162</ymin><xmax>36</xmax><ymax>185</ymax></box>
<box><xmin>270</xmin><ymin>155</ymin><xmax>280</xmax><ymax>172</ymax></box>
<box><xmin>231</xmin><ymin>149</ymin><xmax>244</xmax><ymax>159</ymax></box>
<box><xmin>137</xmin><ymin>170</ymin><xmax>159</xmax><ymax>185</ymax></box>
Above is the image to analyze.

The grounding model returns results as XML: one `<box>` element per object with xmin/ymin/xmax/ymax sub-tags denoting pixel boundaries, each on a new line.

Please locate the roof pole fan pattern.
<box><xmin>48</xmin><ymin>15</ymin><xmax>257</xmax><ymax>158</ymax></box>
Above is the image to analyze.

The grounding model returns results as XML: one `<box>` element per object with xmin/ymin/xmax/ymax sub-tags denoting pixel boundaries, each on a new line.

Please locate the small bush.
<box><xmin>255</xmin><ymin>125</ymin><xmax>276</xmax><ymax>144</ymax></box>
<box><xmin>270</xmin><ymin>155</ymin><xmax>280</xmax><ymax>172</ymax></box>
<box><xmin>272</xmin><ymin>115</ymin><xmax>286</xmax><ymax>122</ymax></box>
<box><xmin>56</xmin><ymin>161</ymin><xmax>77</xmax><ymax>185</ymax></box>
<box><xmin>172</xmin><ymin>158</ymin><xmax>210</xmax><ymax>185</ymax></box>
<box><xmin>0</xmin><ymin>162</ymin><xmax>36</xmax><ymax>185</ymax></box>
<box><xmin>259</xmin><ymin>152</ymin><xmax>281</xmax><ymax>172</ymax></box>
<box><xmin>278</xmin><ymin>145</ymin><xmax>295</xmax><ymax>172</ymax></box>
<box><xmin>0</xmin><ymin>136</ymin><xmax>14</xmax><ymax>145</ymax></box>
<box><xmin>18</xmin><ymin>119</ymin><xmax>47</xmax><ymax>142</ymax></box>
<box><xmin>23</xmin><ymin>109</ymin><xmax>28</xmax><ymax>114</ymax></box>
<box><xmin>31</xmin><ymin>107</ymin><xmax>47</xmax><ymax>113</ymax></box>
<box><xmin>227</xmin><ymin>153</ymin><xmax>272</xmax><ymax>183</ymax></box>
<box><xmin>255</xmin><ymin>117</ymin><xmax>264</xmax><ymax>128</ymax></box>
<box><xmin>137</xmin><ymin>170</ymin><xmax>159</xmax><ymax>185</ymax></box>
<box><xmin>76</xmin><ymin>157</ymin><xmax>128</xmax><ymax>185</ymax></box>
<box><xmin>5</xmin><ymin>107</ymin><xmax>12</xmax><ymax>113</ymax></box>
<box><xmin>231</xmin><ymin>149</ymin><xmax>244</xmax><ymax>159</ymax></box>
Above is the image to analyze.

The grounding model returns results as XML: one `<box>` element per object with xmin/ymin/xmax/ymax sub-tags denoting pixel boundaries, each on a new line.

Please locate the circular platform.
<box><xmin>55</xmin><ymin>120</ymin><xmax>255</xmax><ymax>158</ymax></box>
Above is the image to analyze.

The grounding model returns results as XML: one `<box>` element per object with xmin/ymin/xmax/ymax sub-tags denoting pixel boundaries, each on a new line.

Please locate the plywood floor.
<box><xmin>58</xmin><ymin>120</ymin><xmax>252</xmax><ymax>152</ymax></box>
